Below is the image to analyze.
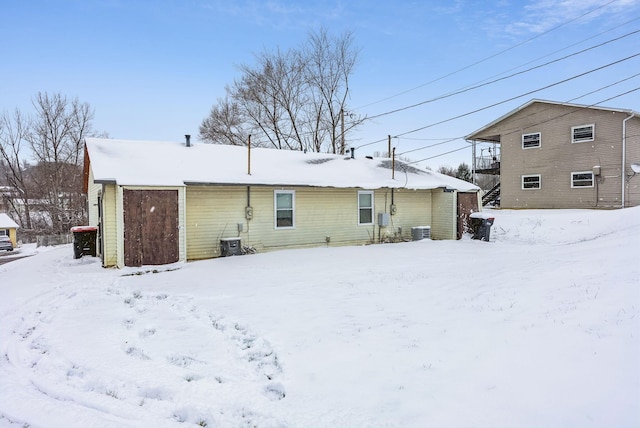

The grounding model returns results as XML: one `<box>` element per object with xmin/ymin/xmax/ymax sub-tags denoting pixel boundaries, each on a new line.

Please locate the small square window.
<box><xmin>522</xmin><ymin>132</ymin><xmax>541</xmax><ymax>149</ymax></box>
<box><xmin>358</xmin><ymin>191</ymin><xmax>374</xmax><ymax>225</ymax></box>
<box><xmin>571</xmin><ymin>171</ymin><xmax>594</xmax><ymax>188</ymax></box>
<box><xmin>522</xmin><ymin>174</ymin><xmax>541</xmax><ymax>190</ymax></box>
<box><xmin>274</xmin><ymin>190</ymin><xmax>294</xmax><ymax>228</ymax></box>
<box><xmin>572</xmin><ymin>124</ymin><xmax>594</xmax><ymax>143</ymax></box>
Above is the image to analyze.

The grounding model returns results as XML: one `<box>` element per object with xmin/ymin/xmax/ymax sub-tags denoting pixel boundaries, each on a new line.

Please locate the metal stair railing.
<box><xmin>482</xmin><ymin>182</ymin><xmax>500</xmax><ymax>206</ymax></box>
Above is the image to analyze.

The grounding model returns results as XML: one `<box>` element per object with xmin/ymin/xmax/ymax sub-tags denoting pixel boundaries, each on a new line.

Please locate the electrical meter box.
<box><xmin>378</xmin><ymin>212</ymin><xmax>390</xmax><ymax>227</ymax></box>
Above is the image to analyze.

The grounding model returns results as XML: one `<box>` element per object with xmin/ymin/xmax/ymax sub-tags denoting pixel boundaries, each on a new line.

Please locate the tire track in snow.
<box><xmin>1</xmin><ymin>272</ymin><xmax>287</xmax><ymax>427</ymax></box>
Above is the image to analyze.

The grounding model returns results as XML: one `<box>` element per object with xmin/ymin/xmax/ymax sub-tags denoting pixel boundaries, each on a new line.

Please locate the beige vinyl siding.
<box><xmin>186</xmin><ymin>186</ymin><xmax>437</xmax><ymax>259</ymax></box>
<box><xmin>491</xmin><ymin>103</ymin><xmax>628</xmax><ymax>208</ymax></box>
<box><xmin>186</xmin><ymin>186</ymin><xmax>248</xmax><ymax>260</ymax></box>
<box><xmin>380</xmin><ymin>188</ymin><xmax>432</xmax><ymax>240</ymax></box>
<box><xmin>102</xmin><ymin>184</ymin><xmax>118</xmax><ymax>267</ymax></box>
<box><xmin>186</xmin><ymin>186</ymin><xmax>375</xmax><ymax>259</ymax></box>
<box><xmin>87</xmin><ymin>168</ymin><xmax>101</xmax><ymax>227</ymax></box>
<box><xmin>430</xmin><ymin>189</ymin><xmax>456</xmax><ymax>240</ymax></box>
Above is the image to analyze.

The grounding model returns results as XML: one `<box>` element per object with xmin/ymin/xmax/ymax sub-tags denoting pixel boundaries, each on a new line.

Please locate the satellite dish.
<box><xmin>631</xmin><ymin>163</ymin><xmax>640</xmax><ymax>174</ymax></box>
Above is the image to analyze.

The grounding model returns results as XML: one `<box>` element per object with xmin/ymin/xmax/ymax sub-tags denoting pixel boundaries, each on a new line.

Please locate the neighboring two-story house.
<box><xmin>466</xmin><ymin>99</ymin><xmax>640</xmax><ymax>209</ymax></box>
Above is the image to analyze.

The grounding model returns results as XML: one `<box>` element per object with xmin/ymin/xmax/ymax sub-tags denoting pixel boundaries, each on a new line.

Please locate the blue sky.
<box><xmin>2</xmin><ymin>0</ymin><xmax>639</xmax><ymax>169</ymax></box>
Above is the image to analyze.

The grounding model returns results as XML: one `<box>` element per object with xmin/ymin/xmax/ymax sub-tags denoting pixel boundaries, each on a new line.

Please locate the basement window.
<box><xmin>572</xmin><ymin>124</ymin><xmax>594</xmax><ymax>143</ymax></box>
<box><xmin>274</xmin><ymin>190</ymin><xmax>295</xmax><ymax>228</ymax></box>
<box><xmin>571</xmin><ymin>171</ymin><xmax>594</xmax><ymax>188</ymax></box>
<box><xmin>522</xmin><ymin>132</ymin><xmax>541</xmax><ymax>149</ymax></box>
<box><xmin>358</xmin><ymin>190</ymin><xmax>374</xmax><ymax>225</ymax></box>
<box><xmin>522</xmin><ymin>174</ymin><xmax>541</xmax><ymax>190</ymax></box>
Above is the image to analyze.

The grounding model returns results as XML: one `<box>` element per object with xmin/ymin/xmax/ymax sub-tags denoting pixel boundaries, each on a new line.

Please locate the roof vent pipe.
<box><xmin>185</xmin><ymin>134</ymin><xmax>191</xmax><ymax>147</ymax></box>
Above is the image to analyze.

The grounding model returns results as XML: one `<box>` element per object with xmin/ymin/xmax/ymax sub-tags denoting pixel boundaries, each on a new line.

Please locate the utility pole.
<box><xmin>392</xmin><ymin>147</ymin><xmax>396</xmax><ymax>180</ymax></box>
<box><xmin>340</xmin><ymin>108</ymin><xmax>345</xmax><ymax>155</ymax></box>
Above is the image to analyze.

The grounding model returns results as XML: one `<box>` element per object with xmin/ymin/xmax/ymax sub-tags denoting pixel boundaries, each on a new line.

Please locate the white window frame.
<box><xmin>522</xmin><ymin>132</ymin><xmax>541</xmax><ymax>149</ymax></box>
<box><xmin>358</xmin><ymin>190</ymin><xmax>374</xmax><ymax>225</ymax></box>
<box><xmin>571</xmin><ymin>171</ymin><xmax>594</xmax><ymax>188</ymax></box>
<box><xmin>522</xmin><ymin>174</ymin><xmax>541</xmax><ymax>190</ymax></box>
<box><xmin>571</xmin><ymin>124</ymin><xmax>595</xmax><ymax>143</ymax></box>
<box><xmin>274</xmin><ymin>190</ymin><xmax>295</xmax><ymax>229</ymax></box>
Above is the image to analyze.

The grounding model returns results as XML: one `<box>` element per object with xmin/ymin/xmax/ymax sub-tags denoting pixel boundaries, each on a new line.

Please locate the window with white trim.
<box><xmin>274</xmin><ymin>190</ymin><xmax>295</xmax><ymax>228</ymax></box>
<box><xmin>522</xmin><ymin>174</ymin><xmax>541</xmax><ymax>190</ymax></box>
<box><xmin>358</xmin><ymin>190</ymin><xmax>374</xmax><ymax>225</ymax></box>
<box><xmin>572</xmin><ymin>124</ymin><xmax>594</xmax><ymax>143</ymax></box>
<box><xmin>522</xmin><ymin>132</ymin><xmax>541</xmax><ymax>149</ymax></box>
<box><xmin>571</xmin><ymin>171</ymin><xmax>594</xmax><ymax>188</ymax></box>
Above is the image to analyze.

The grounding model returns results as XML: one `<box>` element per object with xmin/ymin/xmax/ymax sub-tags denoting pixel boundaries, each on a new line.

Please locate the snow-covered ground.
<box><xmin>1</xmin><ymin>208</ymin><xmax>638</xmax><ymax>428</ymax></box>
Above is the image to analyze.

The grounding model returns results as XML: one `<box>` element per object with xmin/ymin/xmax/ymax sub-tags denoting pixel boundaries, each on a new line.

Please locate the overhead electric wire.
<box><xmin>392</xmin><ymin>52</ymin><xmax>640</xmax><ymax>138</ymax></box>
<box><xmin>366</xmin><ymin>28</ymin><xmax>640</xmax><ymax>121</ymax></box>
<box><xmin>407</xmin><ymin>86</ymin><xmax>640</xmax><ymax>164</ymax></box>
<box><xmin>396</xmin><ymin>71</ymin><xmax>640</xmax><ymax>157</ymax></box>
<box><xmin>454</xmin><ymin>16</ymin><xmax>640</xmax><ymax>92</ymax></box>
<box><xmin>355</xmin><ymin>0</ymin><xmax>622</xmax><ymax>110</ymax></box>
<box><xmin>358</xmin><ymin>62</ymin><xmax>640</xmax><ymax>155</ymax></box>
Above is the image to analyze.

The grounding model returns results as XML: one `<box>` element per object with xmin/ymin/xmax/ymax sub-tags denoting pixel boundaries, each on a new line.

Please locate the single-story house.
<box><xmin>466</xmin><ymin>99</ymin><xmax>640</xmax><ymax>209</ymax></box>
<box><xmin>83</xmin><ymin>137</ymin><xmax>481</xmax><ymax>268</ymax></box>
<box><xmin>0</xmin><ymin>213</ymin><xmax>19</xmax><ymax>247</ymax></box>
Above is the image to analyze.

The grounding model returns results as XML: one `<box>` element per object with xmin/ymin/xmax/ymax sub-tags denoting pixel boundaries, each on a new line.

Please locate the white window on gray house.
<box><xmin>522</xmin><ymin>174</ymin><xmax>541</xmax><ymax>190</ymax></box>
<box><xmin>571</xmin><ymin>171</ymin><xmax>594</xmax><ymax>188</ymax></box>
<box><xmin>274</xmin><ymin>190</ymin><xmax>295</xmax><ymax>228</ymax></box>
<box><xmin>572</xmin><ymin>124</ymin><xmax>595</xmax><ymax>143</ymax></box>
<box><xmin>522</xmin><ymin>132</ymin><xmax>541</xmax><ymax>149</ymax></box>
<box><xmin>358</xmin><ymin>190</ymin><xmax>374</xmax><ymax>225</ymax></box>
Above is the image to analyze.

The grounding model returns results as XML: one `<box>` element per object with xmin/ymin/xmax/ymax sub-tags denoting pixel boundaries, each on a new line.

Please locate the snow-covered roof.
<box><xmin>0</xmin><ymin>213</ymin><xmax>19</xmax><ymax>229</ymax></box>
<box><xmin>465</xmin><ymin>99</ymin><xmax>639</xmax><ymax>141</ymax></box>
<box><xmin>85</xmin><ymin>138</ymin><xmax>479</xmax><ymax>192</ymax></box>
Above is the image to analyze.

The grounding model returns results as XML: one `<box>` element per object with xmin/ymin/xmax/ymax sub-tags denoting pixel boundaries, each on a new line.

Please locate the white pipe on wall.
<box><xmin>622</xmin><ymin>112</ymin><xmax>636</xmax><ymax>208</ymax></box>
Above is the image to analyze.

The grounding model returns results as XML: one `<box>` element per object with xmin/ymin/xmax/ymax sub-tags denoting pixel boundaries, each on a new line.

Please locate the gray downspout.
<box><xmin>622</xmin><ymin>112</ymin><xmax>636</xmax><ymax>208</ymax></box>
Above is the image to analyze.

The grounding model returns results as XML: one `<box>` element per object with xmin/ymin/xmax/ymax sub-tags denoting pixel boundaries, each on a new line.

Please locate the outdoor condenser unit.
<box><xmin>411</xmin><ymin>226</ymin><xmax>431</xmax><ymax>241</ymax></box>
<box><xmin>220</xmin><ymin>237</ymin><xmax>242</xmax><ymax>257</ymax></box>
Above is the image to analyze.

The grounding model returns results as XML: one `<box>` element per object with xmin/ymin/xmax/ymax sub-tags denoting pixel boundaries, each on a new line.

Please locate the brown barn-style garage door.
<box><xmin>123</xmin><ymin>189</ymin><xmax>179</xmax><ymax>267</ymax></box>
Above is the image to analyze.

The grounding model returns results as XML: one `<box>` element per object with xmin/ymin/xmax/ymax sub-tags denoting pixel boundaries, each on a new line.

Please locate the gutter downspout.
<box><xmin>622</xmin><ymin>112</ymin><xmax>635</xmax><ymax>208</ymax></box>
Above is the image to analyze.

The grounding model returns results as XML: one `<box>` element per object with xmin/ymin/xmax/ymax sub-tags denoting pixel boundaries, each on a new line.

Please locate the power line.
<box><xmin>366</xmin><ymin>28</ymin><xmax>640</xmax><ymax>121</ymax></box>
<box><xmin>355</xmin><ymin>0</ymin><xmax>622</xmax><ymax>110</ymax></box>
<box><xmin>394</xmin><ymin>52</ymin><xmax>640</xmax><ymax>138</ymax></box>
<box><xmin>474</xmin><ymin>86</ymin><xmax>640</xmax><ymax>144</ymax></box>
<box><xmin>397</xmin><ymin>71</ymin><xmax>640</xmax><ymax>156</ymax></box>
<box><xmin>453</xmin><ymin>16</ymin><xmax>640</xmax><ymax>93</ymax></box>
<box><xmin>407</xmin><ymin>86</ymin><xmax>640</xmax><ymax>165</ymax></box>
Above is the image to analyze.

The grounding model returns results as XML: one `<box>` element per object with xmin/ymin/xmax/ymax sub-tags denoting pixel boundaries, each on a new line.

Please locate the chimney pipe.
<box><xmin>185</xmin><ymin>134</ymin><xmax>191</xmax><ymax>147</ymax></box>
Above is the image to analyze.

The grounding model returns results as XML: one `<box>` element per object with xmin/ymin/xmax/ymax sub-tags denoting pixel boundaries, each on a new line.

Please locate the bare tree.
<box><xmin>0</xmin><ymin>109</ymin><xmax>33</xmax><ymax>228</ymax></box>
<box><xmin>200</xmin><ymin>28</ymin><xmax>363</xmax><ymax>153</ymax></box>
<box><xmin>27</xmin><ymin>92</ymin><xmax>97</xmax><ymax>233</ymax></box>
<box><xmin>304</xmin><ymin>28</ymin><xmax>359</xmax><ymax>154</ymax></box>
<box><xmin>199</xmin><ymin>98</ymin><xmax>248</xmax><ymax>146</ymax></box>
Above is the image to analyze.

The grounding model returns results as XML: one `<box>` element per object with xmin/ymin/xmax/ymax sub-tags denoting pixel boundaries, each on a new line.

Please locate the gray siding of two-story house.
<box><xmin>471</xmin><ymin>102</ymin><xmax>640</xmax><ymax>209</ymax></box>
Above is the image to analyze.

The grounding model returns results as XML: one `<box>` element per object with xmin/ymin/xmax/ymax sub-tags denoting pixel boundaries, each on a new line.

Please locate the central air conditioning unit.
<box><xmin>220</xmin><ymin>237</ymin><xmax>242</xmax><ymax>257</ymax></box>
<box><xmin>411</xmin><ymin>226</ymin><xmax>431</xmax><ymax>241</ymax></box>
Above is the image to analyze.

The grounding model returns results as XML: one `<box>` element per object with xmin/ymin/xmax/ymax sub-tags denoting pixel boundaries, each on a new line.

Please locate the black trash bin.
<box><xmin>469</xmin><ymin>213</ymin><xmax>495</xmax><ymax>241</ymax></box>
<box><xmin>71</xmin><ymin>226</ymin><xmax>98</xmax><ymax>258</ymax></box>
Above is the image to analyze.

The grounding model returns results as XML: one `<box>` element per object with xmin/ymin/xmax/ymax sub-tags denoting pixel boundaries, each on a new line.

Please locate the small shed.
<box><xmin>0</xmin><ymin>213</ymin><xmax>19</xmax><ymax>247</ymax></box>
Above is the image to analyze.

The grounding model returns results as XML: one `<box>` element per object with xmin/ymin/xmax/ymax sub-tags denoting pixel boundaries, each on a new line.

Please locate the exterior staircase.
<box><xmin>482</xmin><ymin>182</ymin><xmax>500</xmax><ymax>206</ymax></box>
